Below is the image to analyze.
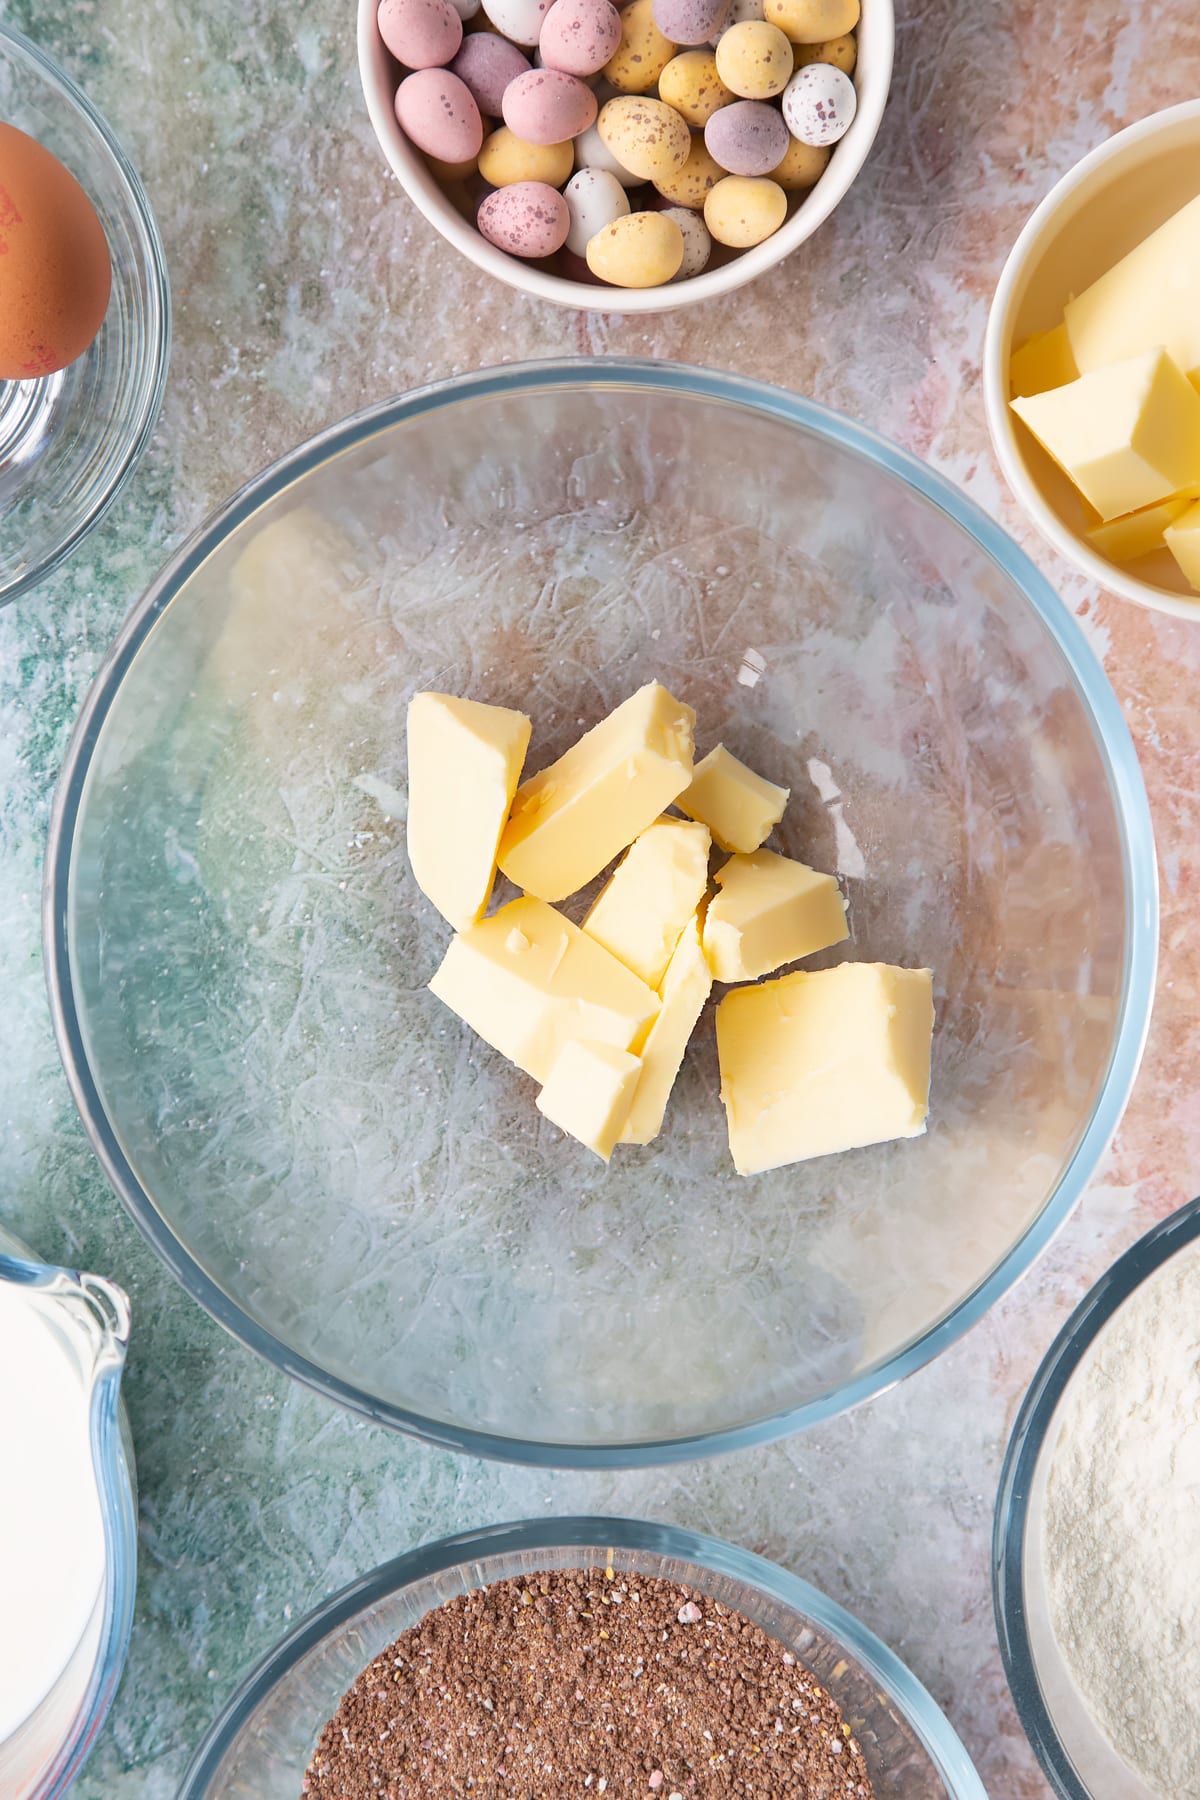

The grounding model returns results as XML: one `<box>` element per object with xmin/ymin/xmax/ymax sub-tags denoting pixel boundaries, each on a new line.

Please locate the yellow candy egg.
<box><xmin>598</xmin><ymin>95</ymin><xmax>691</xmax><ymax>181</ymax></box>
<box><xmin>791</xmin><ymin>31</ymin><xmax>856</xmax><ymax>70</ymax></box>
<box><xmin>602</xmin><ymin>0</ymin><xmax>677</xmax><ymax>94</ymax></box>
<box><xmin>478</xmin><ymin>126</ymin><xmax>575</xmax><ymax>187</ymax></box>
<box><xmin>713</xmin><ymin>20</ymin><xmax>793</xmax><ymax>98</ymax></box>
<box><xmin>586</xmin><ymin>210</ymin><xmax>685</xmax><ymax>285</ymax></box>
<box><xmin>651</xmin><ymin>132</ymin><xmax>724</xmax><ymax>208</ymax></box>
<box><xmin>769</xmin><ymin>134</ymin><xmax>829</xmax><ymax>189</ymax></box>
<box><xmin>658</xmin><ymin>50</ymin><xmax>735</xmax><ymax>126</ymax></box>
<box><xmin>763</xmin><ymin>0</ymin><xmax>857</xmax><ymax>41</ymax></box>
<box><xmin>703</xmin><ymin>173</ymin><xmax>787</xmax><ymax>245</ymax></box>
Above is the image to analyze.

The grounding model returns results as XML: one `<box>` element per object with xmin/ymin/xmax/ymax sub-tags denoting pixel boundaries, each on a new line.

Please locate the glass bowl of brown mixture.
<box><xmin>177</xmin><ymin>1516</ymin><xmax>987</xmax><ymax>1800</ymax></box>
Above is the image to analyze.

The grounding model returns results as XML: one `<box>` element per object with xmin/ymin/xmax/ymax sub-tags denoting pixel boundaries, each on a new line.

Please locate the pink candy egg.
<box><xmin>652</xmin><ymin>0</ymin><xmax>728</xmax><ymax>44</ymax></box>
<box><xmin>704</xmin><ymin>97</ymin><xmax>788</xmax><ymax>174</ymax></box>
<box><xmin>539</xmin><ymin>0</ymin><xmax>623</xmax><ymax>76</ymax></box>
<box><xmin>395</xmin><ymin>68</ymin><xmax>484</xmax><ymax>161</ymax></box>
<box><xmin>502</xmin><ymin>67</ymin><xmax>597</xmax><ymax>144</ymax></box>
<box><xmin>477</xmin><ymin>180</ymin><xmax>571</xmax><ymax>255</ymax></box>
<box><xmin>378</xmin><ymin>0</ymin><xmax>464</xmax><ymax>68</ymax></box>
<box><xmin>451</xmin><ymin>32</ymin><xmax>532</xmax><ymax>116</ymax></box>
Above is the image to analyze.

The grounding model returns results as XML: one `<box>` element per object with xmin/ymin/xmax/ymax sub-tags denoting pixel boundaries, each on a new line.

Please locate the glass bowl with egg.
<box><xmin>0</xmin><ymin>21</ymin><xmax>170</xmax><ymax>605</ymax></box>
<box><xmin>45</xmin><ymin>358</ymin><xmax>1156</xmax><ymax>1465</ymax></box>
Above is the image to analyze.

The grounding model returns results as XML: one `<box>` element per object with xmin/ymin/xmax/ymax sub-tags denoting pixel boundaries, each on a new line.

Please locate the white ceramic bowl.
<box><xmin>983</xmin><ymin>100</ymin><xmax>1200</xmax><ymax>620</ymax></box>
<box><xmin>357</xmin><ymin>0</ymin><xmax>893</xmax><ymax>313</ymax></box>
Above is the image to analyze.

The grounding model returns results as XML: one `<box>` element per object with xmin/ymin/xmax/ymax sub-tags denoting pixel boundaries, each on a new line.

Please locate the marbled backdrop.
<box><xmin>1</xmin><ymin>0</ymin><xmax>1198</xmax><ymax>1794</ymax></box>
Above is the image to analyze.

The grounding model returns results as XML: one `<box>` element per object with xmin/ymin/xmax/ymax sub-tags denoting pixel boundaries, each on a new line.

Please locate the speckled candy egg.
<box><xmin>451</xmin><ymin>32</ymin><xmax>531</xmax><ymax>115</ymax></box>
<box><xmin>586</xmin><ymin>210</ymin><xmax>684</xmax><ymax>284</ymax></box>
<box><xmin>378</xmin><ymin>0</ymin><xmax>463</xmax><ymax>66</ymax></box>
<box><xmin>651</xmin><ymin>132</ymin><xmax>723</xmax><ymax>207</ymax></box>
<box><xmin>781</xmin><ymin>61</ymin><xmax>855</xmax><ymax>143</ymax></box>
<box><xmin>478</xmin><ymin>180</ymin><xmax>571</xmax><ymax>254</ymax></box>
<box><xmin>503</xmin><ymin>67</ymin><xmax>597</xmax><ymax>142</ymax></box>
<box><xmin>769</xmin><ymin>132</ymin><xmax>829</xmax><ymax>187</ymax></box>
<box><xmin>657</xmin><ymin>50</ymin><xmax>734</xmax><ymax>124</ymax></box>
<box><xmin>395</xmin><ymin>68</ymin><xmax>484</xmax><ymax>161</ymax></box>
<box><xmin>714</xmin><ymin>19</ymin><xmax>792</xmax><ymax>95</ymax></box>
<box><xmin>660</xmin><ymin>203</ymin><xmax>711</xmax><ymax>276</ymax></box>
<box><xmin>652</xmin><ymin>0</ymin><xmax>728</xmax><ymax>47</ymax></box>
<box><xmin>764</xmin><ymin>0</ymin><xmax>856</xmax><ymax>39</ymax></box>
<box><xmin>703</xmin><ymin>171</ymin><xmax>786</xmax><ymax>243</ymax></box>
<box><xmin>479</xmin><ymin>124</ymin><xmax>575</xmax><ymax>184</ymax></box>
<box><xmin>603</xmin><ymin>0</ymin><xmax>676</xmax><ymax>93</ymax></box>
<box><xmin>539</xmin><ymin>0</ymin><xmax>623</xmax><ymax>74</ymax></box>
<box><xmin>598</xmin><ymin>95</ymin><xmax>691</xmax><ymax>180</ymax></box>
<box><xmin>562</xmin><ymin>166</ymin><xmax>631</xmax><ymax>254</ymax></box>
<box><xmin>573</xmin><ymin>119</ymin><xmax>642</xmax><ymax>184</ymax></box>
<box><xmin>704</xmin><ymin>97</ymin><xmax>787</xmax><ymax>174</ymax></box>
<box><xmin>448</xmin><ymin>0</ymin><xmax>482</xmax><ymax>18</ymax></box>
<box><xmin>709</xmin><ymin>0</ymin><xmax>764</xmax><ymax>39</ymax></box>
<box><xmin>792</xmin><ymin>31</ymin><xmax>855</xmax><ymax>70</ymax></box>
<box><xmin>481</xmin><ymin>0</ymin><xmax>555</xmax><ymax>46</ymax></box>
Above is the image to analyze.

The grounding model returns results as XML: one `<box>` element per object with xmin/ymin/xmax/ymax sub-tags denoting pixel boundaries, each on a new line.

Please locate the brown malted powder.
<box><xmin>301</xmin><ymin>1569</ymin><xmax>875</xmax><ymax>1799</ymax></box>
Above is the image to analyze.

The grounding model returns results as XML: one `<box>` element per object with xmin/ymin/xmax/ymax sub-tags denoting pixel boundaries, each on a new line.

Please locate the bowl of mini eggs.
<box><xmin>357</xmin><ymin>0</ymin><xmax>892</xmax><ymax>308</ymax></box>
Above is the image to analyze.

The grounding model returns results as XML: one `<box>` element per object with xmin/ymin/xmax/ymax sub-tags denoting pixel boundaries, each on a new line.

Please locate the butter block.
<box><xmin>1064</xmin><ymin>193</ymin><xmax>1200</xmax><ymax>380</ymax></box>
<box><xmin>716</xmin><ymin>962</ymin><xmax>934</xmax><ymax>1175</ymax></box>
<box><xmin>497</xmin><ymin>682</ymin><xmax>696</xmax><ymax>901</ymax></box>
<box><xmin>621</xmin><ymin>913</ymin><xmax>713</xmax><ymax>1145</ymax></box>
<box><xmin>583</xmin><ymin>816</ymin><xmax>710</xmax><ymax>988</ymax></box>
<box><xmin>677</xmin><ymin>744</ymin><xmax>790</xmax><ymax>853</ymax></box>
<box><xmin>1009</xmin><ymin>321</ymin><xmax>1078</xmax><ymax>399</ymax></box>
<box><xmin>1164</xmin><ymin>499</ymin><xmax>1200</xmax><ymax>592</ymax></box>
<box><xmin>406</xmin><ymin>692</ymin><xmax>532</xmax><ymax>930</ymax></box>
<box><xmin>537</xmin><ymin>1040</ymin><xmax>642</xmax><ymax>1161</ymax></box>
<box><xmin>1011</xmin><ymin>350</ymin><xmax>1200</xmax><ymax>521</ymax></box>
<box><xmin>1086</xmin><ymin>491</ymin><xmax>1197</xmax><ymax>563</ymax></box>
<box><xmin>428</xmin><ymin>896</ymin><xmax>659</xmax><ymax>1084</ymax></box>
<box><xmin>702</xmin><ymin>849</ymin><xmax>848</xmax><ymax>983</ymax></box>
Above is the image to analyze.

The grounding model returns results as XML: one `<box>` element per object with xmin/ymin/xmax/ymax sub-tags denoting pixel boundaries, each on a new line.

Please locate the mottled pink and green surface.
<box><xmin>0</xmin><ymin>0</ymin><xmax>1198</xmax><ymax>1794</ymax></box>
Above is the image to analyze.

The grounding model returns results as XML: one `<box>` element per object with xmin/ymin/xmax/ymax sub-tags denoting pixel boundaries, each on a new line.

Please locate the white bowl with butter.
<box><xmin>983</xmin><ymin>99</ymin><xmax>1200</xmax><ymax>619</ymax></box>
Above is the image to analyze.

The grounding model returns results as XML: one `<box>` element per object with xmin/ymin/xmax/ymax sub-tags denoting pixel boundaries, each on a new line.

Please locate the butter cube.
<box><xmin>620</xmin><ymin>912</ymin><xmax>713</xmax><ymax>1145</ymax></box>
<box><xmin>497</xmin><ymin>682</ymin><xmax>696</xmax><ymax>901</ymax></box>
<box><xmin>583</xmin><ymin>817</ymin><xmax>710</xmax><ymax>988</ymax></box>
<box><xmin>702</xmin><ymin>849</ymin><xmax>847</xmax><ymax>983</ymax></box>
<box><xmin>1086</xmin><ymin>491</ymin><xmax>1197</xmax><ymax>563</ymax></box>
<box><xmin>1009</xmin><ymin>321</ymin><xmax>1078</xmax><ymax>399</ymax></box>
<box><xmin>1065</xmin><ymin>193</ymin><xmax>1200</xmax><ymax>380</ymax></box>
<box><xmin>1164</xmin><ymin>499</ymin><xmax>1200</xmax><ymax>592</ymax></box>
<box><xmin>677</xmin><ymin>744</ymin><xmax>790</xmax><ymax>853</ymax></box>
<box><xmin>537</xmin><ymin>1041</ymin><xmax>642</xmax><ymax>1161</ymax></box>
<box><xmin>428</xmin><ymin>896</ymin><xmax>659</xmax><ymax>1084</ymax></box>
<box><xmin>406</xmin><ymin>692</ymin><xmax>532</xmax><ymax>930</ymax></box>
<box><xmin>716</xmin><ymin>962</ymin><xmax>934</xmax><ymax>1175</ymax></box>
<box><xmin>1011</xmin><ymin>349</ymin><xmax>1200</xmax><ymax>521</ymax></box>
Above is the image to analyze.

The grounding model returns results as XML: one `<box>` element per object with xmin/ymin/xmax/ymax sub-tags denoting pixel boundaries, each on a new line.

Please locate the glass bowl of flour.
<box><xmin>994</xmin><ymin>1196</ymin><xmax>1200</xmax><ymax>1800</ymax></box>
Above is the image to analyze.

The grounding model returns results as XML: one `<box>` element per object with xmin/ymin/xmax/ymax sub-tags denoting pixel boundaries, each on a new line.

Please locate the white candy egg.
<box><xmin>661</xmin><ymin>204</ymin><xmax>712</xmax><ymax>278</ymax></box>
<box><xmin>709</xmin><ymin>0</ymin><xmax>764</xmax><ymax>44</ymax></box>
<box><xmin>781</xmin><ymin>62</ymin><xmax>856</xmax><ymax>145</ymax></box>
<box><xmin>573</xmin><ymin>119</ymin><xmax>641</xmax><ymax>186</ymax></box>
<box><xmin>563</xmin><ymin>166</ymin><xmax>631</xmax><ymax>255</ymax></box>
<box><xmin>447</xmin><ymin>0</ymin><xmax>482</xmax><ymax>19</ymax></box>
<box><xmin>481</xmin><ymin>0</ymin><xmax>554</xmax><ymax>46</ymax></box>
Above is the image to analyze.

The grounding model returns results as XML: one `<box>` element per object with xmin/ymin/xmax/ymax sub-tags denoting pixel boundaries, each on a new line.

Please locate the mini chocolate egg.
<box><xmin>602</xmin><ymin>0</ymin><xmax>677</xmax><ymax>93</ymax></box>
<box><xmin>451</xmin><ymin>32</ymin><xmax>531</xmax><ymax>114</ymax></box>
<box><xmin>539</xmin><ymin>0</ymin><xmax>623</xmax><ymax>75</ymax></box>
<box><xmin>586</xmin><ymin>210</ymin><xmax>684</xmax><ymax>284</ymax></box>
<box><xmin>660</xmin><ymin>203</ymin><xmax>711</xmax><ymax>276</ymax></box>
<box><xmin>769</xmin><ymin>132</ymin><xmax>829</xmax><ymax>187</ymax></box>
<box><xmin>481</xmin><ymin>0</ymin><xmax>555</xmax><ymax>46</ymax></box>
<box><xmin>764</xmin><ymin>0</ymin><xmax>856</xmax><ymax>39</ymax></box>
<box><xmin>703</xmin><ymin>172</ymin><xmax>786</xmax><ymax>243</ymax></box>
<box><xmin>503</xmin><ymin>67</ymin><xmax>598</xmax><ymax>142</ymax></box>
<box><xmin>377</xmin><ymin>0</ymin><xmax>463</xmax><ymax>66</ymax></box>
<box><xmin>479</xmin><ymin>124</ymin><xmax>575</xmax><ymax>185</ymax></box>
<box><xmin>781</xmin><ymin>61</ymin><xmax>855</xmax><ymax>143</ymax></box>
<box><xmin>709</xmin><ymin>0</ymin><xmax>764</xmax><ymax>38</ymax></box>
<box><xmin>598</xmin><ymin>95</ymin><xmax>691</xmax><ymax>180</ymax></box>
<box><xmin>704</xmin><ymin>97</ymin><xmax>788</xmax><ymax>174</ymax></box>
<box><xmin>652</xmin><ymin>0</ymin><xmax>728</xmax><ymax>47</ymax></box>
<box><xmin>714</xmin><ymin>19</ymin><xmax>792</xmax><ymax>95</ymax></box>
<box><xmin>563</xmin><ymin>166</ymin><xmax>631</xmax><ymax>254</ymax></box>
<box><xmin>792</xmin><ymin>31</ymin><xmax>855</xmax><ymax>70</ymax></box>
<box><xmin>395</xmin><ymin>68</ymin><xmax>484</xmax><ymax>161</ymax></box>
<box><xmin>658</xmin><ymin>50</ymin><xmax>734</xmax><ymax>125</ymax></box>
<box><xmin>572</xmin><ymin>120</ymin><xmax>642</xmax><ymax>185</ymax></box>
<box><xmin>0</xmin><ymin>124</ymin><xmax>111</xmax><ymax>380</ymax></box>
<box><xmin>478</xmin><ymin>180</ymin><xmax>571</xmax><ymax>254</ymax></box>
<box><xmin>650</xmin><ymin>131</ymin><xmax>723</xmax><ymax>207</ymax></box>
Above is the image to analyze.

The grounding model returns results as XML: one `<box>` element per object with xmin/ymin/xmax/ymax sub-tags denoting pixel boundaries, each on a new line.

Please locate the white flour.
<box><xmin>1045</xmin><ymin>1238</ymin><xmax>1200</xmax><ymax>1799</ymax></box>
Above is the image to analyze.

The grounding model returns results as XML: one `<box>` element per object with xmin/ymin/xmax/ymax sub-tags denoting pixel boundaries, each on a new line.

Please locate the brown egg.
<box><xmin>0</xmin><ymin>123</ymin><xmax>112</xmax><ymax>381</ymax></box>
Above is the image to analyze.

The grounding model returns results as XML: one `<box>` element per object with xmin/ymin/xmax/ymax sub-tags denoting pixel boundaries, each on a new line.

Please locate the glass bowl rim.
<box><xmin>176</xmin><ymin>1512</ymin><xmax>990</xmax><ymax>1800</ymax></box>
<box><xmin>43</xmin><ymin>355</ymin><xmax>1159</xmax><ymax>1468</ymax></box>
<box><xmin>0</xmin><ymin>19</ymin><xmax>172</xmax><ymax>605</ymax></box>
<box><xmin>991</xmin><ymin>1192</ymin><xmax>1200</xmax><ymax>1800</ymax></box>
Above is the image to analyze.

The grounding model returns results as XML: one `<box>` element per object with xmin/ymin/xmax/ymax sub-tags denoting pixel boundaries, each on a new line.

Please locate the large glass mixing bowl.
<box><xmin>45</xmin><ymin>360</ymin><xmax>1157</xmax><ymax>1465</ymax></box>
